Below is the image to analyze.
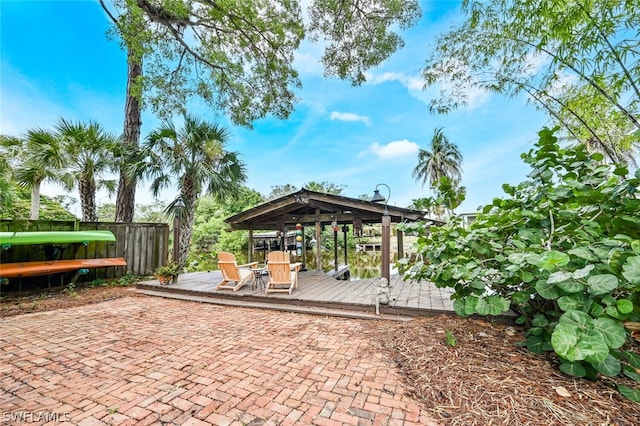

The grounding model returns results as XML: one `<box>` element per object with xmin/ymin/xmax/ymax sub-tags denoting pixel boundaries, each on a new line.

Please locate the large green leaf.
<box><xmin>508</xmin><ymin>253</ymin><xmax>527</xmax><ymax>264</ymax></box>
<box><xmin>580</xmin><ymin>330</ymin><xmax>610</xmax><ymax>364</ymax></box>
<box><xmin>557</xmin><ymin>294</ymin><xmax>592</xmax><ymax>312</ymax></box>
<box><xmin>535</xmin><ymin>280</ymin><xmax>562</xmax><ymax>300</ymax></box>
<box><xmin>551</xmin><ymin>323</ymin><xmax>580</xmax><ymax>359</ymax></box>
<box><xmin>559</xmin><ymin>361</ymin><xmax>586</xmax><ymax>377</ymax></box>
<box><xmin>593</xmin><ymin>318</ymin><xmax>626</xmax><ymax>349</ymax></box>
<box><xmin>616</xmin><ymin>299</ymin><xmax>634</xmax><ymax>314</ymax></box>
<box><xmin>485</xmin><ymin>295</ymin><xmax>510</xmax><ymax>315</ymax></box>
<box><xmin>559</xmin><ymin>310</ymin><xmax>592</xmax><ymax>328</ymax></box>
<box><xmin>617</xmin><ymin>385</ymin><xmax>640</xmax><ymax>402</ymax></box>
<box><xmin>623</xmin><ymin>351</ymin><xmax>640</xmax><ymax>369</ymax></box>
<box><xmin>453</xmin><ymin>299</ymin><xmax>467</xmax><ymax>317</ymax></box>
<box><xmin>568</xmin><ymin>247</ymin><xmax>598</xmax><ymax>261</ymax></box>
<box><xmin>556</xmin><ymin>278</ymin><xmax>586</xmax><ymax>293</ymax></box>
<box><xmin>537</xmin><ymin>251</ymin><xmax>570</xmax><ymax>270</ymax></box>
<box><xmin>464</xmin><ymin>296</ymin><xmax>479</xmax><ymax>316</ymax></box>
<box><xmin>572</xmin><ymin>264</ymin><xmax>595</xmax><ymax>279</ymax></box>
<box><xmin>474</xmin><ymin>297</ymin><xmax>491</xmax><ymax>315</ymax></box>
<box><xmin>512</xmin><ymin>291</ymin><xmax>531</xmax><ymax>304</ymax></box>
<box><xmin>594</xmin><ymin>354</ymin><xmax>621</xmax><ymax>377</ymax></box>
<box><xmin>587</xmin><ymin>274</ymin><xmax>619</xmax><ymax>295</ymax></box>
<box><xmin>547</xmin><ymin>271</ymin><xmax>573</xmax><ymax>284</ymax></box>
<box><xmin>531</xmin><ymin>314</ymin><xmax>549</xmax><ymax>327</ymax></box>
<box><xmin>623</xmin><ymin>365</ymin><xmax>640</xmax><ymax>382</ymax></box>
<box><xmin>526</xmin><ymin>335</ymin><xmax>549</xmax><ymax>353</ymax></box>
<box><xmin>622</xmin><ymin>256</ymin><xmax>640</xmax><ymax>285</ymax></box>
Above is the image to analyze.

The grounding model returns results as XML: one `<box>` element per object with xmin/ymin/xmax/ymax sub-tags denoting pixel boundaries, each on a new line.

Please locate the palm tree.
<box><xmin>55</xmin><ymin>119</ymin><xmax>119</xmax><ymax>221</ymax></box>
<box><xmin>2</xmin><ymin>129</ymin><xmax>67</xmax><ymax>220</ymax></box>
<box><xmin>138</xmin><ymin>115</ymin><xmax>247</xmax><ymax>268</ymax></box>
<box><xmin>0</xmin><ymin>141</ymin><xmax>18</xmax><ymax>219</ymax></box>
<box><xmin>412</xmin><ymin>127</ymin><xmax>463</xmax><ymax>189</ymax></box>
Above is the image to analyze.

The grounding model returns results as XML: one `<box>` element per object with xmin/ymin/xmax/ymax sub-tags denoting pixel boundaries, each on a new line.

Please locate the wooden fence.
<box><xmin>1</xmin><ymin>220</ymin><xmax>169</xmax><ymax>280</ymax></box>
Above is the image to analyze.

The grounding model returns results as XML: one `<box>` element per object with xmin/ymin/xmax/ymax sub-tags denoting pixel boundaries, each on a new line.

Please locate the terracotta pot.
<box><xmin>157</xmin><ymin>276</ymin><xmax>172</xmax><ymax>285</ymax></box>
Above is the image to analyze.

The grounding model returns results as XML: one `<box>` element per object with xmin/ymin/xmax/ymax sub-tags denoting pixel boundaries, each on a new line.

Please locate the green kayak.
<box><xmin>0</xmin><ymin>230</ymin><xmax>116</xmax><ymax>247</ymax></box>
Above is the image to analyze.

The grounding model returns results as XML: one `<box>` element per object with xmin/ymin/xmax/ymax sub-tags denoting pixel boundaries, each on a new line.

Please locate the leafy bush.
<box><xmin>399</xmin><ymin>127</ymin><xmax>640</xmax><ymax>400</ymax></box>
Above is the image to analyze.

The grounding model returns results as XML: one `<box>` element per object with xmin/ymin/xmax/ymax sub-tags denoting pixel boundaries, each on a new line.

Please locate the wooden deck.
<box><xmin>136</xmin><ymin>269</ymin><xmax>457</xmax><ymax>318</ymax></box>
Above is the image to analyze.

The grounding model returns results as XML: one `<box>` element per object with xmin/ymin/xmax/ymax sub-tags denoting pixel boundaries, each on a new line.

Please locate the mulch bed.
<box><xmin>2</xmin><ymin>286</ymin><xmax>639</xmax><ymax>424</ymax></box>
<box><xmin>364</xmin><ymin>315</ymin><xmax>640</xmax><ymax>425</ymax></box>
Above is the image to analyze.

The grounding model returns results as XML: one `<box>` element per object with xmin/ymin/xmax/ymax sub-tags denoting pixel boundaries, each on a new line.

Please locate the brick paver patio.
<box><xmin>1</xmin><ymin>296</ymin><xmax>440</xmax><ymax>425</ymax></box>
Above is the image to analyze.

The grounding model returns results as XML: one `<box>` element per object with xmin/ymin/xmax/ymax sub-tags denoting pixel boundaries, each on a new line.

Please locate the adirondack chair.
<box><xmin>265</xmin><ymin>251</ymin><xmax>301</xmax><ymax>295</ymax></box>
<box><xmin>216</xmin><ymin>252</ymin><xmax>258</xmax><ymax>291</ymax></box>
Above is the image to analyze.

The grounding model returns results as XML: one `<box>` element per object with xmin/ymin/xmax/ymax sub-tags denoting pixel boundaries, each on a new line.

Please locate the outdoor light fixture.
<box><xmin>371</xmin><ymin>183</ymin><xmax>391</xmax><ymax>216</ymax></box>
<box><xmin>371</xmin><ymin>183</ymin><xmax>392</xmax><ymax>283</ymax></box>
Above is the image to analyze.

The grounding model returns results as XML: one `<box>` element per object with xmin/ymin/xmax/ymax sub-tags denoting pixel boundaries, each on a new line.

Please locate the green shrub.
<box><xmin>400</xmin><ymin>127</ymin><xmax>640</xmax><ymax>401</ymax></box>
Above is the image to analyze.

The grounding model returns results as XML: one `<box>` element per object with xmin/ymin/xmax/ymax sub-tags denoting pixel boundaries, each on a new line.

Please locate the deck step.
<box><xmin>136</xmin><ymin>289</ymin><xmax>414</xmax><ymax>321</ymax></box>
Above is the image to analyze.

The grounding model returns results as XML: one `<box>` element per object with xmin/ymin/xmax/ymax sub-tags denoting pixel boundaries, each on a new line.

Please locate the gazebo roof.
<box><xmin>225</xmin><ymin>188</ymin><xmax>430</xmax><ymax>230</ymax></box>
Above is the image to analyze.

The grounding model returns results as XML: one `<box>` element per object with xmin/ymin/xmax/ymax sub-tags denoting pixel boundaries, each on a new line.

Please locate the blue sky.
<box><xmin>0</xmin><ymin>0</ymin><xmax>550</xmax><ymax>214</ymax></box>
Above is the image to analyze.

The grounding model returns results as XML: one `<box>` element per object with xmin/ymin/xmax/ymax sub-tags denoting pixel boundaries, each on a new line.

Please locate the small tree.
<box><xmin>56</xmin><ymin>119</ymin><xmax>120</xmax><ymax>222</ymax></box>
<box><xmin>411</xmin><ymin>176</ymin><xmax>466</xmax><ymax>221</ymax></box>
<box><xmin>137</xmin><ymin>115</ymin><xmax>247</xmax><ymax>269</ymax></box>
<box><xmin>413</xmin><ymin>127</ymin><xmax>463</xmax><ymax>190</ymax></box>
<box><xmin>400</xmin><ymin>127</ymin><xmax>640</xmax><ymax>401</ymax></box>
<box><xmin>2</xmin><ymin>129</ymin><xmax>67</xmax><ymax>220</ymax></box>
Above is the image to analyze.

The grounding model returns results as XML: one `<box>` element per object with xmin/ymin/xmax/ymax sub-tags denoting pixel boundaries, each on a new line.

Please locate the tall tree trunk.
<box><xmin>79</xmin><ymin>178</ymin><xmax>97</xmax><ymax>222</ymax></box>
<box><xmin>115</xmin><ymin>47</ymin><xmax>142</xmax><ymax>223</ymax></box>
<box><xmin>29</xmin><ymin>182</ymin><xmax>41</xmax><ymax>220</ymax></box>
<box><xmin>178</xmin><ymin>202</ymin><xmax>195</xmax><ymax>269</ymax></box>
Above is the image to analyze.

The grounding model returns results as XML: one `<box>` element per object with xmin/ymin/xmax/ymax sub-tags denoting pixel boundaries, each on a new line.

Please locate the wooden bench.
<box><xmin>0</xmin><ymin>258</ymin><xmax>127</xmax><ymax>281</ymax></box>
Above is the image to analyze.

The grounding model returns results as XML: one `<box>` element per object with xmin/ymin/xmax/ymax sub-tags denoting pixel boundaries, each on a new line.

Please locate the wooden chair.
<box><xmin>265</xmin><ymin>251</ymin><xmax>301</xmax><ymax>295</ymax></box>
<box><xmin>216</xmin><ymin>252</ymin><xmax>258</xmax><ymax>291</ymax></box>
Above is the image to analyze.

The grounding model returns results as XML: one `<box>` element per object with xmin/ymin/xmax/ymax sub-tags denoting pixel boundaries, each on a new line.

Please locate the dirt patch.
<box><xmin>0</xmin><ymin>284</ymin><xmax>138</xmax><ymax>317</ymax></box>
<box><xmin>2</xmin><ymin>286</ymin><xmax>639</xmax><ymax>424</ymax></box>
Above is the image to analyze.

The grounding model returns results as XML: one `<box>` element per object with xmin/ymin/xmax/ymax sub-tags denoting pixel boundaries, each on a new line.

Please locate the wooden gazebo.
<box><xmin>225</xmin><ymin>188</ymin><xmax>431</xmax><ymax>278</ymax></box>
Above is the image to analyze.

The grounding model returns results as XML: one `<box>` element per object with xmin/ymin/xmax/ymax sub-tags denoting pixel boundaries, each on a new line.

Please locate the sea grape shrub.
<box><xmin>399</xmin><ymin>127</ymin><xmax>640</xmax><ymax>400</ymax></box>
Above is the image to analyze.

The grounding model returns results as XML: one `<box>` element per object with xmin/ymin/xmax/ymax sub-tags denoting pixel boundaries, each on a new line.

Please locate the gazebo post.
<box><xmin>301</xmin><ymin>225</ymin><xmax>307</xmax><ymax>270</ymax></box>
<box><xmin>372</xmin><ymin>184</ymin><xmax>392</xmax><ymax>282</ymax></box>
<box><xmin>381</xmin><ymin>215</ymin><xmax>391</xmax><ymax>282</ymax></box>
<box><xmin>248</xmin><ymin>227</ymin><xmax>253</xmax><ymax>262</ymax></box>
<box><xmin>342</xmin><ymin>225</ymin><xmax>348</xmax><ymax>266</ymax></box>
<box><xmin>333</xmin><ymin>226</ymin><xmax>338</xmax><ymax>271</ymax></box>
<box><xmin>315</xmin><ymin>209</ymin><xmax>322</xmax><ymax>272</ymax></box>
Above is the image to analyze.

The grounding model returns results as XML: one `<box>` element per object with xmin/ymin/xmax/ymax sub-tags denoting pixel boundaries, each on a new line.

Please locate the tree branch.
<box><xmin>509</xmin><ymin>35</ymin><xmax>640</xmax><ymax>129</ymax></box>
<box><xmin>99</xmin><ymin>0</ymin><xmax>123</xmax><ymax>30</ymax></box>
<box><xmin>575</xmin><ymin>0</ymin><xmax>640</xmax><ymax>101</ymax></box>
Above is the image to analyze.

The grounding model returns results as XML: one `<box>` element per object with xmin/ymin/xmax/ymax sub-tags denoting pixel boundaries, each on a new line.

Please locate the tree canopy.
<box><xmin>422</xmin><ymin>0</ymin><xmax>639</xmax><ymax>163</ymax></box>
<box><xmin>100</xmin><ymin>0</ymin><xmax>421</xmax><ymax>221</ymax></box>
<box><xmin>103</xmin><ymin>0</ymin><xmax>421</xmax><ymax>124</ymax></box>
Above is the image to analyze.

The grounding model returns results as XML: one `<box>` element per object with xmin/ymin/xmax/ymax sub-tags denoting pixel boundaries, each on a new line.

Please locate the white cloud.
<box><xmin>365</xmin><ymin>71</ymin><xmax>423</xmax><ymax>91</ymax></box>
<box><xmin>365</xmin><ymin>63</ymin><xmax>492</xmax><ymax>110</ymax></box>
<box><xmin>368</xmin><ymin>139</ymin><xmax>419</xmax><ymax>159</ymax></box>
<box><xmin>329</xmin><ymin>111</ymin><xmax>370</xmax><ymax>126</ymax></box>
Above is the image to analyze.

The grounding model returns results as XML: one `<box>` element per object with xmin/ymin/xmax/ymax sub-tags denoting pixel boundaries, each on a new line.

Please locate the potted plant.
<box><xmin>154</xmin><ymin>261</ymin><xmax>180</xmax><ymax>285</ymax></box>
